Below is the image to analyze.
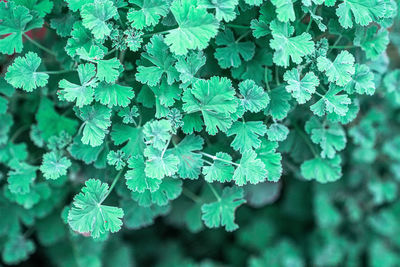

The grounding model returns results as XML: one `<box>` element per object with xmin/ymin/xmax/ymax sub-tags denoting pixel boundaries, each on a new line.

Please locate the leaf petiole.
<box><xmin>102</xmin><ymin>168</ymin><xmax>125</xmax><ymax>203</ymax></box>
<box><xmin>207</xmin><ymin>183</ymin><xmax>221</xmax><ymax>202</ymax></box>
<box><xmin>201</xmin><ymin>152</ymin><xmax>240</xmax><ymax>167</ymax></box>
<box><xmin>23</xmin><ymin>33</ymin><xmax>57</xmax><ymax>57</ymax></box>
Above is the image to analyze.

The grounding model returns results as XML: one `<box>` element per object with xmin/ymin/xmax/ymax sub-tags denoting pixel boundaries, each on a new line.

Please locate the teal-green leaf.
<box><xmin>78</xmin><ymin>103</ymin><xmax>112</xmax><ymax>147</ymax></box>
<box><xmin>233</xmin><ymin>150</ymin><xmax>267</xmax><ymax>186</ymax></box>
<box><xmin>68</xmin><ymin>179</ymin><xmax>124</xmax><ymax>238</ymax></box>
<box><xmin>81</xmin><ymin>0</ymin><xmax>117</xmax><ymax>39</ymax></box>
<box><xmin>227</xmin><ymin>121</ymin><xmax>267</xmax><ymax>153</ymax></box>
<box><xmin>201</xmin><ymin>186</ymin><xmax>246</xmax><ymax>231</ymax></box>
<box><xmin>172</xmin><ymin>135</ymin><xmax>204</xmax><ymax>179</ymax></box>
<box><xmin>5</xmin><ymin>52</ymin><xmax>49</xmax><ymax>92</ymax></box>
<box><xmin>301</xmin><ymin>155</ymin><xmax>342</xmax><ymax>183</ymax></box>
<box><xmin>164</xmin><ymin>0</ymin><xmax>219</xmax><ymax>55</ymax></box>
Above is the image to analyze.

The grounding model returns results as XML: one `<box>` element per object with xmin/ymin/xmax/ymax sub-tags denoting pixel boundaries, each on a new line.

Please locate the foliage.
<box><xmin>0</xmin><ymin>0</ymin><xmax>400</xmax><ymax>266</ymax></box>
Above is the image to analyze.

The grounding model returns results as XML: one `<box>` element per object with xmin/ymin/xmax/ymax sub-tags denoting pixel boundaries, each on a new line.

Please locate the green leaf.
<box><xmin>65</xmin><ymin>0</ymin><xmax>93</xmax><ymax>11</ymax></box>
<box><xmin>107</xmin><ymin>150</ymin><xmax>126</xmax><ymax>170</ymax></box>
<box><xmin>305</xmin><ymin>117</ymin><xmax>346</xmax><ymax>159</ymax></box>
<box><xmin>13</xmin><ymin>0</ymin><xmax>54</xmax><ymax>17</ymax></box>
<box><xmin>269</xmin><ymin>20</ymin><xmax>314</xmax><ymax>67</ymax></box>
<box><xmin>317</xmin><ymin>51</ymin><xmax>355</xmax><ymax>86</ymax></box>
<box><xmin>132</xmin><ymin>177</ymin><xmax>182</xmax><ymax>207</ymax></box>
<box><xmin>264</xmin><ymin>86</ymin><xmax>292</xmax><ymax>120</ymax></box>
<box><xmin>143</xmin><ymin>119</ymin><xmax>172</xmax><ymax>150</ymax></box>
<box><xmin>182</xmin><ymin>113</ymin><xmax>204</xmax><ymax>134</ymax></box>
<box><xmin>198</xmin><ymin>0</ymin><xmax>238</xmax><ymax>22</ymax></box>
<box><xmin>164</xmin><ymin>0</ymin><xmax>219</xmax><ymax>55</ymax></box>
<box><xmin>0</xmin><ymin>114</ymin><xmax>12</xmax><ymax>145</ymax></box>
<box><xmin>36</xmin><ymin>98</ymin><xmax>78</xmax><ymax>141</ymax></box>
<box><xmin>214</xmin><ymin>29</ymin><xmax>255</xmax><ymax>69</ymax></box>
<box><xmin>68</xmin><ymin>179</ymin><xmax>124</xmax><ymax>238</ymax></box>
<box><xmin>383</xmin><ymin>136</ymin><xmax>400</xmax><ymax>161</ymax></box>
<box><xmin>314</xmin><ymin>192</ymin><xmax>342</xmax><ymax>228</ymax></box>
<box><xmin>182</xmin><ymin>77</ymin><xmax>238</xmax><ymax>135</ymax></box>
<box><xmin>68</xmin><ymin>136</ymin><xmax>104</xmax><ymax>164</ymax></box>
<box><xmin>124</xmin><ymin>29</ymin><xmax>143</xmax><ymax>52</ymax></box>
<box><xmin>201</xmin><ymin>186</ymin><xmax>246</xmax><ymax>231</ymax></box>
<box><xmin>384</xmin><ymin>70</ymin><xmax>400</xmax><ymax>104</ymax></box>
<box><xmin>78</xmin><ymin>103</ymin><xmax>112</xmax><ymax>147</ymax></box>
<box><xmin>301</xmin><ymin>155</ymin><xmax>342</xmax><ymax>183</ymax></box>
<box><xmin>136</xmin><ymin>35</ymin><xmax>179</xmax><ymax>86</ymax></box>
<box><xmin>5</xmin><ymin>52</ymin><xmax>49</xmax><ymax>92</ymax></box>
<box><xmin>150</xmin><ymin>79</ymin><xmax>181</xmax><ymax>107</ymax></box>
<box><xmin>118</xmin><ymin>106</ymin><xmax>139</xmax><ymax>124</ymax></box>
<box><xmin>255</xmin><ymin>139</ymin><xmax>282</xmax><ymax>182</ymax></box>
<box><xmin>65</xmin><ymin>21</ymin><xmax>96</xmax><ymax>57</ymax></box>
<box><xmin>354</xmin><ymin>26</ymin><xmax>389</xmax><ymax>60</ymax></box>
<box><xmin>144</xmin><ymin>147</ymin><xmax>180</xmax><ymax>179</ymax></box>
<box><xmin>122</xmin><ymin>200</ymin><xmax>169</xmax><ymax>229</ymax></box>
<box><xmin>336</xmin><ymin>0</ymin><xmax>386</xmax><ymax>29</ymax></box>
<box><xmin>203</xmin><ymin>152</ymin><xmax>234</xmax><ymax>183</ymax></box>
<box><xmin>233</xmin><ymin>150</ymin><xmax>267</xmax><ymax>186</ymax></box>
<box><xmin>311</xmin><ymin>85</ymin><xmax>351</xmax><ymax>117</ymax></box>
<box><xmin>238</xmin><ymin>79</ymin><xmax>270</xmax><ymax>113</ymax></box>
<box><xmin>81</xmin><ymin>0</ymin><xmax>117</xmax><ymax>39</ymax></box>
<box><xmin>96</xmin><ymin>58</ymin><xmax>122</xmax><ymax>83</ymax></box>
<box><xmin>7</xmin><ymin>159</ymin><xmax>37</xmax><ymax>194</ymax></box>
<box><xmin>127</xmin><ymin>0</ymin><xmax>169</xmax><ymax>29</ymax></box>
<box><xmin>251</xmin><ymin>18</ymin><xmax>271</xmax><ymax>39</ymax></box>
<box><xmin>283</xmin><ymin>69</ymin><xmax>319</xmax><ymax>104</ymax></box>
<box><xmin>227</xmin><ymin>121</ymin><xmax>267</xmax><ymax>153</ymax></box>
<box><xmin>0</xmin><ymin>2</ymin><xmax>43</xmax><ymax>55</ymax></box>
<box><xmin>58</xmin><ymin>63</ymin><xmax>97</xmax><ymax>107</ymax></box>
<box><xmin>50</xmin><ymin>13</ymin><xmax>77</xmax><ymax>37</ymax></box>
<box><xmin>125</xmin><ymin>155</ymin><xmax>162</xmax><ymax>193</ymax></box>
<box><xmin>344</xmin><ymin>64</ymin><xmax>375</xmax><ymax>95</ymax></box>
<box><xmin>175</xmin><ymin>51</ymin><xmax>206</xmax><ymax>87</ymax></box>
<box><xmin>40</xmin><ymin>151</ymin><xmax>72</xmax><ymax>180</ymax></box>
<box><xmin>172</xmin><ymin>135</ymin><xmax>204</xmax><ymax>179</ymax></box>
<box><xmin>266</xmin><ymin>123</ymin><xmax>289</xmax><ymax>142</ymax></box>
<box><xmin>2</xmin><ymin>236</ymin><xmax>35</xmax><ymax>265</ymax></box>
<box><xmin>94</xmin><ymin>82</ymin><xmax>134</xmax><ymax>107</ymax></box>
<box><xmin>327</xmin><ymin>99</ymin><xmax>359</xmax><ymax>125</ymax></box>
<box><xmin>111</xmin><ymin>124</ymin><xmax>145</xmax><ymax>156</ymax></box>
<box><xmin>271</xmin><ymin>0</ymin><xmax>295</xmax><ymax>22</ymax></box>
<box><xmin>244</xmin><ymin>0</ymin><xmax>262</xmax><ymax>5</ymax></box>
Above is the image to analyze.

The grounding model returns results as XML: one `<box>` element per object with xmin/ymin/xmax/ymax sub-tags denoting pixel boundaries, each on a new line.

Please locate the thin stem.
<box><xmin>200</xmin><ymin>152</ymin><xmax>240</xmax><ymax>167</ymax></box>
<box><xmin>142</xmin><ymin>30</ymin><xmax>171</xmax><ymax>38</ymax></box>
<box><xmin>105</xmin><ymin>47</ymin><xmax>117</xmax><ymax>56</ymax></box>
<box><xmin>102</xmin><ymin>168</ymin><xmax>125</xmax><ymax>203</ymax></box>
<box><xmin>161</xmin><ymin>136</ymin><xmax>172</xmax><ymax>158</ymax></box>
<box><xmin>10</xmin><ymin>125</ymin><xmax>30</xmax><ymax>143</ymax></box>
<box><xmin>182</xmin><ymin>187</ymin><xmax>202</xmax><ymax>203</ymax></box>
<box><xmin>236</xmin><ymin>30</ymin><xmax>251</xmax><ymax>43</ymax></box>
<box><xmin>332</xmin><ymin>35</ymin><xmax>343</xmax><ymax>48</ymax></box>
<box><xmin>23</xmin><ymin>227</ymin><xmax>35</xmax><ymax>238</ymax></box>
<box><xmin>207</xmin><ymin>183</ymin><xmax>221</xmax><ymax>202</ymax></box>
<box><xmin>275</xmin><ymin>66</ymin><xmax>280</xmax><ymax>86</ymax></box>
<box><xmin>329</xmin><ymin>45</ymin><xmax>356</xmax><ymax>49</ymax></box>
<box><xmin>226</xmin><ymin>24</ymin><xmax>249</xmax><ymax>29</ymax></box>
<box><xmin>44</xmin><ymin>69</ymin><xmax>76</xmax><ymax>75</ymax></box>
<box><xmin>203</xmin><ymin>159</ymin><xmax>213</xmax><ymax>165</ymax></box>
<box><xmin>294</xmin><ymin>123</ymin><xmax>318</xmax><ymax>157</ymax></box>
<box><xmin>131</xmin><ymin>118</ymin><xmax>138</xmax><ymax>127</ymax></box>
<box><xmin>119</xmin><ymin>49</ymin><xmax>126</xmax><ymax>63</ymax></box>
<box><xmin>77</xmin><ymin>122</ymin><xmax>86</xmax><ymax>137</ymax></box>
<box><xmin>264</xmin><ymin>67</ymin><xmax>270</xmax><ymax>91</ymax></box>
<box><xmin>306</xmin><ymin>16</ymin><xmax>313</xmax><ymax>33</ymax></box>
<box><xmin>23</xmin><ymin>33</ymin><xmax>57</xmax><ymax>57</ymax></box>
